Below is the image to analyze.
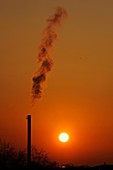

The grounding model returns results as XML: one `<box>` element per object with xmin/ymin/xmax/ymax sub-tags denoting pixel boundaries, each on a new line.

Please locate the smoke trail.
<box><xmin>32</xmin><ymin>7</ymin><xmax>67</xmax><ymax>102</ymax></box>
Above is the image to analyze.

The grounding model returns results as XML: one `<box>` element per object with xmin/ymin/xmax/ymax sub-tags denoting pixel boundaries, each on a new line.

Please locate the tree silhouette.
<box><xmin>31</xmin><ymin>146</ymin><xmax>59</xmax><ymax>169</ymax></box>
<box><xmin>0</xmin><ymin>139</ymin><xmax>58</xmax><ymax>169</ymax></box>
<box><xmin>0</xmin><ymin>139</ymin><xmax>16</xmax><ymax>169</ymax></box>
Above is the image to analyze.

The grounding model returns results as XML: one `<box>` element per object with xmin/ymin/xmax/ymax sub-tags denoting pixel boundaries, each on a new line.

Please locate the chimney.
<box><xmin>26</xmin><ymin>115</ymin><xmax>31</xmax><ymax>166</ymax></box>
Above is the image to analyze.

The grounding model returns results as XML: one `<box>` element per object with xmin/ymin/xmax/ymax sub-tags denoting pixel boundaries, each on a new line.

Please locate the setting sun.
<box><xmin>59</xmin><ymin>132</ymin><xmax>69</xmax><ymax>143</ymax></box>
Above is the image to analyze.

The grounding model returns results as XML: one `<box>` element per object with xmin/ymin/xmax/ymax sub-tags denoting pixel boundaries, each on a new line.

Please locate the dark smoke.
<box><xmin>32</xmin><ymin>7</ymin><xmax>67</xmax><ymax>102</ymax></box>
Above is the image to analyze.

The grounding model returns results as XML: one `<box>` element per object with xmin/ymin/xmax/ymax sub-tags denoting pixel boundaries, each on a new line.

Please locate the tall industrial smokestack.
<box><xmin>26</xmin><ymin>115</ymin><xmax>31</xmax><ymax>167</ymax></box>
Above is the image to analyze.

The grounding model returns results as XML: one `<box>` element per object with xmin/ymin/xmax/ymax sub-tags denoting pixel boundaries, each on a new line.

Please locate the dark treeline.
<box><xmin>0</xmin><ymin>139</ymin><xmax>58</xmax><ymax>169</ymax></box>
<box><xmin>0</xmin><ymin>139</ymin><xmax>113</xmax><ymax>170</ymax></box>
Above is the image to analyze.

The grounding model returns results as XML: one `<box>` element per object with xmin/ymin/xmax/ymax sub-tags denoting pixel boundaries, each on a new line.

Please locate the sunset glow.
<box><xmin>59</xmin><ymin>132</ymin><xmax>69</xmax><ymax>143</ymax></box>
<box><xmin>0</xmin><ymin>0</ymin><xmax>113</xmax><ymax>166</ymax></box>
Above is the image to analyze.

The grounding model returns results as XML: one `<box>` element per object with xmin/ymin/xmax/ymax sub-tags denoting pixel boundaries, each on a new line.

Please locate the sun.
<box><xmin>59</xmin><ymin>132</ymin><xmax>69</xmax><ymax>143</ymax></box>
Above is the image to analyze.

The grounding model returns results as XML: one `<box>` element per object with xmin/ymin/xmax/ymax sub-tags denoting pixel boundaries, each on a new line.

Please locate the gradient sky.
<box><xmin>0</xmin><ymin>0</ymin><xmax>113</xmax><ymax>166</ymax></box>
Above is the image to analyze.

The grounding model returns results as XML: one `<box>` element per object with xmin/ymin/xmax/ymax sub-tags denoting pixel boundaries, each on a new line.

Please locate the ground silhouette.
<box><xmin>0</xmin><ymin>139</ymin><xmax>113</xmax><ymax>170</ymax></box>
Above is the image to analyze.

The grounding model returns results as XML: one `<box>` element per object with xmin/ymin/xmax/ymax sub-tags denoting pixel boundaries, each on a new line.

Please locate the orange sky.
<box><xmin>0</xmin><ymin>0</ymin><xmax>113</xmax><ymax>166</ymax></box>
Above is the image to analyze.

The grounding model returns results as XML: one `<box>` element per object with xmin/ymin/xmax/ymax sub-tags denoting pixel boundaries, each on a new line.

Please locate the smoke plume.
<box><xmin>32</xmin><ymin>7</ymin><xmax>67</xmax><ymax>102</ymax></box>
